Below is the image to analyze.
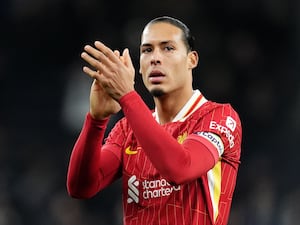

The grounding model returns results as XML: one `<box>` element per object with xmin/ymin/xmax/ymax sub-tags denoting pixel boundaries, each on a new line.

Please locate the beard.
<box><xmin>150</xmin><ymin>88</ymin><xmax>166</xmax><ymax>97</ymax></box>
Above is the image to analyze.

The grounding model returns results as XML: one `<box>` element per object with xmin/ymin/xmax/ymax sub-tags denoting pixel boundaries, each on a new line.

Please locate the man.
<box><xmin>67</xmin><ymin>16</ymin><xmax>242</xmax><ymax>225</ymax></box>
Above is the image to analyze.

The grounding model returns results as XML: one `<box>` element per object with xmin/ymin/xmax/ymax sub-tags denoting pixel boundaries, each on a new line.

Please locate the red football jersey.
<box><xmin>102</xmin><ymin>90</ymin><xmax>242</xmax><ymax>225</ymax></box>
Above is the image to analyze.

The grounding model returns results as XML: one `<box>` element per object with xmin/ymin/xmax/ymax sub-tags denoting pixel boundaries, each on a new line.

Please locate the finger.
<box><xmin>81</xmin><ymin>51</ymin><xmax>100</xmax><ymax>68</ymax></box>
<box><xmin>114</xmin><ymin>50</ymin><xmax>120</xmax><ymax>58</ymax></box>
<box><xmin>81</xmin><ymin>51</ymin><xmax>108</xmax><ymax>74</ymax></box>
<box><xmin>122</xmin><ymin>48</ymin><xmax>134</xmax><ymax>68</ymax></box>
<box><xmin>119</xmin><ymin>49</ymin><xmax>127</xmax><ymax>64</ymax></box>
<box><xmin>94</xmin><ymin>41</ymin><xmax>120</xmax><ymax>64</ymax></box>
<box><xmin>83</xmin><ymin>45</ymin><xmax>105</xmax><ymax>61</ymax></box>
<box><xmin>83</xmin><ymin>45</ymin><xmax>114</xmax><ymax>72</ymax></box>
<box><xmin>82</xmin><ymin>66</ymin><xmax>101</xmax><ymax>79</ymax></box>
<box><xmin>82</xmin><ymin>67</ymin><xmax>111</xmax><ymax>89</ymax></box>
<box><xmin>84</xmin><ymin>43</ymin><xmax>117</xmax><ymax>71</ymax></box>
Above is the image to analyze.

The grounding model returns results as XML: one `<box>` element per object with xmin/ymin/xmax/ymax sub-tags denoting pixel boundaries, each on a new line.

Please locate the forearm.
<box><xmin>119</xmin><ymin>91</ymin><xmax>217</xmax><ymax>184</ymax></box>
<box><xmin>67</xmin><ymin>113</ymin><xmax>108</xmax><ymax>198</ymax></box>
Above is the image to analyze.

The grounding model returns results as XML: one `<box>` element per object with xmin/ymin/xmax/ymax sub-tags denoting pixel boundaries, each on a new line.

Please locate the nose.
<box><xmin>150</xmin><ymin>49</ymin><xmax>161</xmax><ymax>65</ymax></box>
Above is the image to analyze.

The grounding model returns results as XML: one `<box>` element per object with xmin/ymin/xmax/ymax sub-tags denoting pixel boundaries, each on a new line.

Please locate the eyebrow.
<box><xmin>140</xmin><ymin>40</ymin><xmax>174</xmax><ymax>48</ymax></box>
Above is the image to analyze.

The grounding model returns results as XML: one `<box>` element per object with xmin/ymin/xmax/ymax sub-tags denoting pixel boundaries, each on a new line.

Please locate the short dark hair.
<box><xmin>145</xmin><ymin>16</ymin><xmax>195</xmax><ymax>52</ymax></box>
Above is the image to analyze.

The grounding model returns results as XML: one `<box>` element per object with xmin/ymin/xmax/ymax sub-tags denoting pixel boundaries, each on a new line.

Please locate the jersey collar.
<box><xmin>153</xmin><ymin>90</ymin><xmax>208</xmax><ymax>123</ymax></box>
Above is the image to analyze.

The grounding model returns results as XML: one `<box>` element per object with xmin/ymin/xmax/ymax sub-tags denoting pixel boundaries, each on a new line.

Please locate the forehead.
<box><xmin>141</xmin><ymin>22</ymin><xmax>184</xmax><ymax>45</ymax></box>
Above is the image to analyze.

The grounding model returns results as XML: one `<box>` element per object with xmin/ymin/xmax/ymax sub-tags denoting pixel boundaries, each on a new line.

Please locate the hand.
<box><xmin>81</xmin><ymin>41</ymin><xmax>135</xmax><ymax>101</ymax></box>
<box><xmin>81</xmin><ymin>45</ymin><xmax>124</xmax><ymax>120</ymax></box>
<box><xmin>89</xmin><ymin>78</ymin><xmax>121</xmax><ymax>120</ymax></box>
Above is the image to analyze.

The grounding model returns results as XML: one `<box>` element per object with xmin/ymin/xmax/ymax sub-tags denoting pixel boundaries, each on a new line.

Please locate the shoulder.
<box><xmin>191</xmin><ymin>100</ymin><xmax>242</xmax><ymax>147</ymax></box>
<box><xmin>204</xmin><ymin>101</ymin><xmax>242</xmax><ymax>133</ymax></box>
<box><xmin>193</xmin><ymin>100</ymin><xmax>241</xmax><ymax>125</ymax></box>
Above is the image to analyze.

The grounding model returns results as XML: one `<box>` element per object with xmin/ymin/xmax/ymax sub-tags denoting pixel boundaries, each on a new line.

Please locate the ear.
<box><xmin>187</xmin><ymin>51</ymin><xmax>199</xmax><ymax>69</ymax></box>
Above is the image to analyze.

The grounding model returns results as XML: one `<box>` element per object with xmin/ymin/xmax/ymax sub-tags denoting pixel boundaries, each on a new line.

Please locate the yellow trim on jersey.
<box><xmin>207</xmin><ymin>160</ymin><xmax>222</xmax><ymax>222</ymax></box>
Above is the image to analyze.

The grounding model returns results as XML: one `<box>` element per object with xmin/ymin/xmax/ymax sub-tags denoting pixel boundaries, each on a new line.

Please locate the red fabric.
<box><xmin>67</xmin><ymin>91</ymin><xmax>219</xmax><ymax>197</ymax></box>
<box><xmin>66</xmin><ymin>90</ymin><xmax>242</xmax><ymax>225</ymax></box>
<box><xmin>119</xmin><ymin>91</ymin><xmax>218</xmax><ymax>184</ymax></box>
<box><xmin>67</xmin><ymin>114</ymin><xmax>121</xmax><ymax>198</ymax></box>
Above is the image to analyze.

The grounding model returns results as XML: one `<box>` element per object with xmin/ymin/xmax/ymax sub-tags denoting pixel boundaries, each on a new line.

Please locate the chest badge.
<box><xmin>177</xmin><ymin>131</ymin><xmax>188</xmax><ymax>144</ymax></box>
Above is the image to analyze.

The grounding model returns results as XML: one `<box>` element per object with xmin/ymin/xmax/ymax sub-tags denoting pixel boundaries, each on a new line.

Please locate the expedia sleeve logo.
<box><xmin>209</xmin><ymin>119</ymin><xmax>235</xmax><ymax>148</ymax></box>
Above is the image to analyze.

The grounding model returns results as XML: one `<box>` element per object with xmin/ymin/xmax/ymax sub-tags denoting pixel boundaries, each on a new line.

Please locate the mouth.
<box><xmin>149</xmin><ymin>70</ymin><xmax>166</xmax><ymax>84</ymax></box>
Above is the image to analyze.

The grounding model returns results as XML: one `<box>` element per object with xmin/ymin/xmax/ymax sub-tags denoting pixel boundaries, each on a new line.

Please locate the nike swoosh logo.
<box><xmin>125</xmin><ymin>146</ymin><xmax>138</xmax><ymax>155</ymax></box>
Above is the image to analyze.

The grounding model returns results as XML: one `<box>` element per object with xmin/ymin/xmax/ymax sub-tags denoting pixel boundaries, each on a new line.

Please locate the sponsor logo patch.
<box><xmin>127</xmin><ymin>175</ymin><xmax>139</xmax><ymax>203</ymax></box>
<box><xmin>226</xmin><ymin>116</ymin><xmax>236</xmax><ymax>132</ymax></box>
<box><xmin>209</xmin><ymin>121</ymin><xmax>235</xmax><ymax>148</ymax></box>
<box><xmin>127</xmin><ymin>175</ymin><xmax>180</xmax><ymax>204</ymax></box>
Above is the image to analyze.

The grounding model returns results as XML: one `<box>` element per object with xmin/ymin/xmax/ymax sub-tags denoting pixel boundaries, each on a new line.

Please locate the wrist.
<box><xmin>88</xmin><ymin>112</ymin><xmax>110</xmax><ymax>122</ymax></box>
<box><xmin>119</xmin><ymin>90</ymin><xmax>138</xmax><ymax>105</ymax></box>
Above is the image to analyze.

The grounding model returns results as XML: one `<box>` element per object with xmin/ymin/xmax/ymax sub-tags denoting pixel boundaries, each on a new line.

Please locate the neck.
<box><xmin>154</xmin><ymin>88</ymin><xmax>194</xmax><ymax>124</ymax></box>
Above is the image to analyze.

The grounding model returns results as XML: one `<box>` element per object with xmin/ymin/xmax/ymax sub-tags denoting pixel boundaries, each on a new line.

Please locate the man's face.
<box><xmin>139</xmin><ymin>22</ymin><xmax>196</xmax><ymax>97</ymax></box>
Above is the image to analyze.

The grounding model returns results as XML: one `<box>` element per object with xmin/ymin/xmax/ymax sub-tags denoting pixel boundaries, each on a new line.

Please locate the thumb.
<box><xmin>122</xmin><ymin>48</ymin><xmax>134</xmax><ymax>68</ymax></box>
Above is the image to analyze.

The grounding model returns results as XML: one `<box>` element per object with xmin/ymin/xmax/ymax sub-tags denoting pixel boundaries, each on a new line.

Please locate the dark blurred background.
<box><xmin>0</xmin><ymin>0</ymin><xmax>299</xmax><ymax>224</ymax></box>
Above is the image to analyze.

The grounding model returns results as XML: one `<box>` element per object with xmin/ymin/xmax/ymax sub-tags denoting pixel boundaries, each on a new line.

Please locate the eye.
<box><xmin>164</xmin><ymin>46</ymin><xmax>174</xmax><ymax>51</ymax></box>
<box><xmin>141</xmin><ymin>47</ymin><xmax>152</xmax><ymax>53</ymax></box>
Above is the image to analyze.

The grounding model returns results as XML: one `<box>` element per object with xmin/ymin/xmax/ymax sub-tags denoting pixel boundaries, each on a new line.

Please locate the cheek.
<box><xmin>172</xmin><ymin>60</ymin><xmax>187</xmax><ymax>73</ymax></box>
<box><xmin>139</xmin><ymin>67</ymin><xmax>148</xmax><ymax>85</ymax></box>
<box><xmin>172</xmin><ymin>62</ymin><xmax>189</xmax><ymax>82</ymax></box>
<box><xmin>138</xmin><ymin>64</ymin><xmax>148</xmax><ymax>83</ymax></box>
<box><xmin>139</xmin><ymin>65</ymin><xmax>144</xmax><ymax>75</ymax></box>
<box><xmin>139</xmin><ymin>58</ymin><xmax>150</xmax><ymax>83</ymax></box>
<box><xmin>139</xmin><ymin>58</ymin><xmax>146</xmax><ymax>74</ymax></box>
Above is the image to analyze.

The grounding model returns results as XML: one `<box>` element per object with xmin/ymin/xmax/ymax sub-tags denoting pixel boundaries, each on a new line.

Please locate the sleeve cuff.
<box><xmin>86</xmin><ymin>112</ymin><xmax>110</xmax><ymax>128</ymax></box>
<box><xmin>119</xmin><ymin>91</ymin><xmax>139</xmax><ymax>107</ymax></box>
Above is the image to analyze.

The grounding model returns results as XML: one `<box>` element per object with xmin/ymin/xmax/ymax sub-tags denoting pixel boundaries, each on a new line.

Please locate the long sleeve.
<box><xmin>119</xmin><ymin>91</ymin><xmax>219</xmax><ymax>184</ymax></box>
<box><xmin>66</xmin><ymin>113</ymin><xmax>121</xmax><ymax>198</ymax></box>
